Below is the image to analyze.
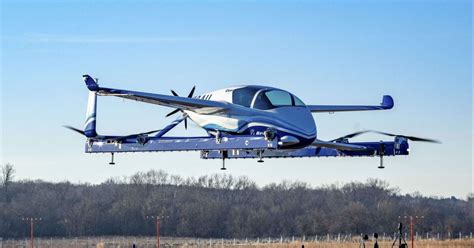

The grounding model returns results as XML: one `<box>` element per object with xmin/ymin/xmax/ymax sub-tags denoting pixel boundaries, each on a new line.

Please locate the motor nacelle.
<box><xmin>136</xmin><ymin>134</ymin><xmax>149</xmax><ymax>145</ymax></box>
<box><xmin>278</xmin><ymin>135</ymin><xmax>300</xmax><ymax>147</ymax></box>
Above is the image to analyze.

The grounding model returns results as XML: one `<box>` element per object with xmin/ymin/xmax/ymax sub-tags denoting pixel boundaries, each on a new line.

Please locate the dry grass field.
<box><xmin>1</xmin><ymin>237</ymin><xmax>473</xmax><ymax>248</ymax></box>
<box><xmin>234</xmin><ymin>240</ymin><xmax>474</xmax><ymax>248</ymax></box>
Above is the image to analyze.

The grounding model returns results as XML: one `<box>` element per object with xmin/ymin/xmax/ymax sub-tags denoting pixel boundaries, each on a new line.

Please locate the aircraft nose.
<box><xmin>275</xmin><ymin>107</ymin><xmax>316</xmax><ymax>138</ymax></box>
<box><xmin>298</xmin><ymin>108</ymin><xmax>317</xmax><ymax>136</ymax></box>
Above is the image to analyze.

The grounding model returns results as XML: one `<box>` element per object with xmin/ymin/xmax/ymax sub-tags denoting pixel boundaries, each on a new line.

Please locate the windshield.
<box><xmin>293</xmin><ymin>95</ymin><xmax>305</xmax><ymax>106</ymax></box>
<box><xmin>234</xmin><ymin>87</ymin><xmax>306</xmax><ymax>110</ymax></box>
<box><xmin>265</xmin><ymin>90</ymin><xmax>292</xmax><ymax>107</ymax></box>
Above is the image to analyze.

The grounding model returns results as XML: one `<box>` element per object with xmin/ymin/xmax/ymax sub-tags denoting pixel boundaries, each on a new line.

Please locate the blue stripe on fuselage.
<box><xmin>203</xmin><ymin>123</ymin><xmax>316</xmax><ymax>149</ymax></box>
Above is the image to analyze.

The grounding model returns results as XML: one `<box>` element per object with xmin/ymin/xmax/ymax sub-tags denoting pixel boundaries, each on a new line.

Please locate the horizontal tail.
<box><xmin>83</xmin><ymin>75</ymin><xmax>99</xmax><ymax>91</ymax></box>
<box><xmin>381</xmin><ymin>95</ymin><xmax>394</xmax><ymax>109</ymax></box>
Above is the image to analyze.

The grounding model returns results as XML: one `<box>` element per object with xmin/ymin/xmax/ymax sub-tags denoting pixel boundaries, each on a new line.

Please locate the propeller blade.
<box><xmin>187</xmin><ymin>86</ymin><xmax>196</xmax><ymax>98</ymax></box>
<box><xmin>171</xmin><ymin>90</ymin><xmax>179</xmax><ymax>97</ymax></box>
<box><xmin>329</xmin><ymin>130</ymin><xmax>370</xmax><ymax>142</ymax></box>
<box><xmin>184</xmin><ymin>117</ymin><xmax>188</xmax><ymax>130</ymax></box>
<box><xmin>369</xmin><ymin>130</ymin><xmax>440</xmax><ymax>143</ymax></box>
<box><xmin>115</xmin><ymin>129</ymin><xmax>163</xmax><ymax>141</ymax></box>
<box><xmin>63</xmin><ymin>125</ymin><xmax>85</xmax><ymax>136</ymax></box>
<box><xmin>166</xmin><ymin>108</ymin><xmax>181</xmax><ymax>117</ymax></box>
<box><xmin>331</xmin><ymin>130</ymin><xmax>440</xmax><ymax>143</ymax></box>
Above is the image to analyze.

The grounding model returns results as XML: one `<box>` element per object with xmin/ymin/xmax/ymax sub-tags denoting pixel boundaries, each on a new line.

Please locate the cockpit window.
<box><xmin>253</xmin><ymin>90</ymin><xmax>293</xmax><ymax>110</ymax></box>
<box><xmin>232</xmin><ymin>87</ymin><xmax>260</xmax><ymax>107</ymax></box>
<box><xmin>253</xmin><ymin>92</ymin><xmax>273</xmax><ymax>110</ymax></box>
<box><xmin>293</xmin><ymin>95</ymin><xmax>305</xmax><ymax>106</ymax></box>
<box><xmin>234</xmin><ymin>87</ymin><xmax>305</xmax><ymax>110</ymax></box>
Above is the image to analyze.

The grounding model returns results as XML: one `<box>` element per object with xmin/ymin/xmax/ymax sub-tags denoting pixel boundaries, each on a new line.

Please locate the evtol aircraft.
<box><xmin>65</xmin><ymin>75</ymin><xmax>438</xmax><ymax>170</ymax></box>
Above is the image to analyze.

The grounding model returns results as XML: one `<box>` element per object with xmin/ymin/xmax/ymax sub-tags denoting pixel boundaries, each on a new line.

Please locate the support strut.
<box><xmin>109</xmin><ymin>152</ymin><xmax>116</xmax><ymax>165</ymax></box>
<box><xmin>378</xmin><ymin>141</ymin><xmax>385</xmax><ymax>169</ymax></box>
<box><xmin>221</xmin><ymin>150</ymin><xmax>227</xmax><ymax>170</ymax></box>
<box><xmin>257</xmin><ymin>150</ymin><xmax>264</xmax><ymax>163</ymax></box>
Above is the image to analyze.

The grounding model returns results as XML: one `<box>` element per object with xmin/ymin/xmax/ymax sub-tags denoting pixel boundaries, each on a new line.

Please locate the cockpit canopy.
<box><xmin>232</xmin><ymin>86</ymin><xmax>305</xmax><ymax>110</ymax></box>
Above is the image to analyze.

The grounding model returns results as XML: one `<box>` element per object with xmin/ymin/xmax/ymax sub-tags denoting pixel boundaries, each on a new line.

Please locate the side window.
<box><xmin>293</xmin><ymin>95</ymin><xmax>305</xmax><ymax>106</ymax></box>
<box><xmin>232</xmin><ymin>87</ymin><xmax>259</xmax><ymax>107</ymax></box>
<box><xmin>264</xmin><ymin>90</ymin><xmax>292</xmax><ymax>107</ymax></box>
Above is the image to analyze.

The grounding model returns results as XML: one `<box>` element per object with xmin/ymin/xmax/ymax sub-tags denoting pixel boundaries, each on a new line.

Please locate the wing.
<box><xmin>307</xmin><ymin>95</ymin><xmax>394</xmax><ymax>113</ymax></box>
<box><xmin>83</xmin><ymin>75</ymin><xmax>228</xmax><ymax>114</ymax></box>
<box><xmin>311</xmin><ymin>139</ymin><xmax>367</xmax><ymax>151</ymax></box>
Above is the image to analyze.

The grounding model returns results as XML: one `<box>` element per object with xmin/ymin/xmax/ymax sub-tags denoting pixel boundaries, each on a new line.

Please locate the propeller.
<box><xmin>63</xmin><ymin>125</ymin><xmax>85</xmax><ymax>136</ymax></box>
<box><xmin>117</xmin><ymin>129</ymin><xmax>162</xmax><ymax>142</ymax></box>
<box><xmin>329</xmin><ymin>130</ymin><xmax>369</xmax><ymax>142</ymax></box>
<box><xmin>165</xmin><ymin>86</ymin><xmax>195</xmax><ymax>130</ymax></box>
<box><xmin>369</xmin><ymin>130</ymin><xmax>440</xmax><ymax>143</ymax></box>
<box><xmin>330</xmin><ymin>130</ymin><xmax>440</xmax><ymax>143</ymax></box>
<box><xmin>63</xmin><ymin>125</ymin><xmax>161</xmax><ymax>143</ymax></box>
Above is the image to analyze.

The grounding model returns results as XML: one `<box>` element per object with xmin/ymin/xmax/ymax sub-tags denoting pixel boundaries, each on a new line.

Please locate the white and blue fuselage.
<box><xmin>185</xmin><ymin>85</ymin><xmax>317</xmax><ymax>148</ymax></box>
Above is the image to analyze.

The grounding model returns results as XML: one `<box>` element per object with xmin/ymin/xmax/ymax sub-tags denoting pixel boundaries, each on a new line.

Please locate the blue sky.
<box><xmin>1</xmin><ymin>0</ymin><xmax>472</xmax><ymax>198</ymax></box>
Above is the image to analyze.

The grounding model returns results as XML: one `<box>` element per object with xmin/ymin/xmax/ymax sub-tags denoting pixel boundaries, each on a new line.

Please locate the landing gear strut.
<box><xmin>378</xmin><ymin>141</ymin><xmax>385</xmax><ymax>169</ymax></box>
<box><xmin>221</xmin><ymin>150</ymin><xmax>228</xmax><ymax>170</ymax></box>
<box><xmin>109</xmin><ymin>152</ymin><xmax>116</xmax><ymax>165</ymax></box>
<box><xmin>257</xmin><ymin>150</ymin><xmax>264</xmax><ymax>163</ymax></box>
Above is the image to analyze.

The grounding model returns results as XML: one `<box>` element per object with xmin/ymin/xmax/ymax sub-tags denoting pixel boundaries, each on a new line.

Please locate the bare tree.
<box><xmin>1</xmin><ymin>163</ymin><xmax>15</xmax><ymax>202</ymax></box>
<box><xmin>0</xmin><ymin>169</ymin><xmax>472</xmax><ymax>238</ymax></box>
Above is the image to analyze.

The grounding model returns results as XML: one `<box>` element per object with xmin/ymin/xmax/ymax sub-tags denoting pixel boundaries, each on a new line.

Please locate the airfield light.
<box><xmin>21</xmin><ymin>217</ymin><xmax>41</xmax><ymax>248</ymax></box>
<box><xmin>399</xmin><ymin>215</ymin><xmax>424</xmax><ymax>248</ymax></box>
<box><xmin>146</xmin><ymin>215</ymin><xmax>169</xmax><ymax>248</ymax></box>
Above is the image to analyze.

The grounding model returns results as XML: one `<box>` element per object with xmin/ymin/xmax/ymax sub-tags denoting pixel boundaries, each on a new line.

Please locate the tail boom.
<box><xmin>84</xmin><ymin>90</ymin><xmax>98</xmax><ymax>137</ymax></box>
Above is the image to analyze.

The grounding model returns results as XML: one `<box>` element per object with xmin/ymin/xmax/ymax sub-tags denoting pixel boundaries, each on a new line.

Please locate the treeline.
<box><xmin>0</xmin><ymin>169</ymin><xmax>472</xmax><ymax>238</ymax></box>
